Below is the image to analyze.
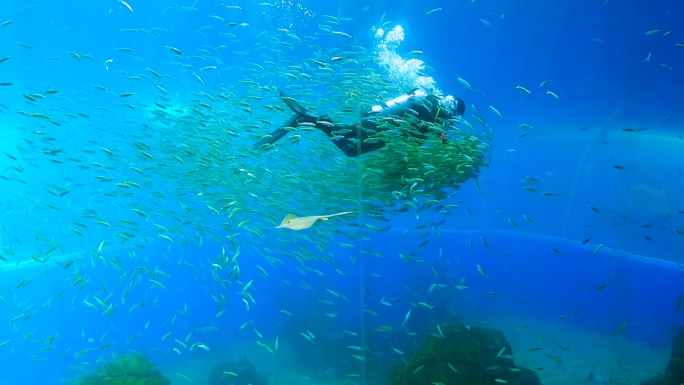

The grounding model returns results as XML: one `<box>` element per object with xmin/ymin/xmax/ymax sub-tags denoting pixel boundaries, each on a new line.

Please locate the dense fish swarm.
<box><xmin>0</xmin><ymin>3</ymin><xmax>493</xmax><ymax>383</ymax></box>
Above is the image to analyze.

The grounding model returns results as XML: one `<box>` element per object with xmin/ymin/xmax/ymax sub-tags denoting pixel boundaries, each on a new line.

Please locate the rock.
<box><xmin>587</xmin><ymin>370</ymin><xmax>611</xmax><ymax>383</ymax></box>
<box><xmin>640</xmin><ymin>375</ymin><xmax>665</xmax><ymax>385</ymax></box>
<box><xmin>208</xmin><ymin>360</ymin><xmax>267</xmax><ymax>385</ymax></box>
<box><xmin>79</xmin><ymin>353</ymin><xmax>170</xmax><ymax>385</ymax></box>
<box><xmin>640</xmin><ymin>326</ymin><xmax>684</xmax><ymax>385</ymax></box>
<box><xmin>390</xmin><ymin>323</ymin><xmax>541</xmax><ymax>385</ymax></box>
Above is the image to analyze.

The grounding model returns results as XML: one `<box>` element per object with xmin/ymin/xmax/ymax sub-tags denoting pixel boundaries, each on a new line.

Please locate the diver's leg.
<box><xmin>315</xmin><ymin>121</ymin><xmax>358</xmax><ymax>156</ymax></box>
<box><xmin>253</xmin><ymin>114</ymin><xmax>303</xmax><ymax>148</ymax></box>
<box><xmin>316</xmin><ymin>121</ymin><xmax>386</xmax><ymax>157</ymax></box>
<box><xmin>354</xmin><ymin>120</ymin><xmax>386</xmax><ymax>155</ymax></box>
<box><xmin>313</xmin><ymin>117</ymin><xmax>337</xmax><ymax>137</ymax></box>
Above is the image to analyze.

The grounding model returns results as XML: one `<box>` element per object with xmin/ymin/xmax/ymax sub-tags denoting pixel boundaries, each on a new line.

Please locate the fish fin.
<box><xmin>276</xmin><ymin>214</ymin><xmax>298</xmax><ymax>229</ymax></box>
<box><xmin>281</xmin><ymin>214</ymin><xmax>297</xmax><ymax>223</ymax></box>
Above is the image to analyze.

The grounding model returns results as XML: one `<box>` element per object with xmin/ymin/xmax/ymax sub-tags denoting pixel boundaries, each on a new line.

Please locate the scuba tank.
<box><xmin>361</xmin><ymin>89</ymin><xmax>428</xmax><ymax>119</ymax></box>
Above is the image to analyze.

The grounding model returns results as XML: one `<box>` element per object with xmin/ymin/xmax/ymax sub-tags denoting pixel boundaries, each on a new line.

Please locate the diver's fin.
<box><xmin>279</xmin><ymin>89</ymin><xmax>317</xmax><ymax>122</ymax></box>
<box><xmin>253</xmin><ymin>127</ymin><xmax>291</xmax><ymax>149</ymax></box>
<box><xmin>254</xmin><ymin>91</ymin><xmax>322</xmax><ymax>149</ymax></box>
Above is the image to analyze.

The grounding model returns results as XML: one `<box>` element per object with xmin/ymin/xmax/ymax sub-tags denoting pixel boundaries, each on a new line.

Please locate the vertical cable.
<box><xmin>334</xmin><ymin>0</ymin><xmax>367</xmax><ymax>379</ymax></box>
<box><xmin>335</xmin><ymin>0</ymin><xmax>367</xmax><ymax>381</ymax></box>
<box><xmin>355</xmin><ymin>115</ymin><xmax>368</xmax><ymax>385</ymax></box>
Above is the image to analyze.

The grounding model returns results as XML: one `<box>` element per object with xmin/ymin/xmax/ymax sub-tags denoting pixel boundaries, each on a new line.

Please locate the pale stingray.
<box><xmin>276</xmin><ymin>211</ymin><xmax>354</xmax><ymax>230</ymax></box>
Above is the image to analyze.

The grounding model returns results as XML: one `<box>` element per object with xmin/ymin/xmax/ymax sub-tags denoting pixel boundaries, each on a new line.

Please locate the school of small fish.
<box><xmin>0</xmin><ymin>0</ymin><xmax>680</xmax><ymax>383</ymax></box>
<box><xmin>0</xmin><ymin>2</ymin><xmax>491</xmax><ymax>381</ymax></box>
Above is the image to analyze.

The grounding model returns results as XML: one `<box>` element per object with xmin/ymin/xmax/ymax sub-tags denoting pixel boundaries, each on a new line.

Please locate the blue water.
<box><xmin>1</xmin><ymin>0</ymin><xmax>683</xmax><ymax>384</ymax></box>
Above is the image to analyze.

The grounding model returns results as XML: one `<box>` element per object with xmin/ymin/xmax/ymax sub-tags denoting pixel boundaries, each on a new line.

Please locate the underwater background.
<box><xmin>0</xmin><ymin>0</ymin><xmax>683</xmax><ymax>384</ymax></box>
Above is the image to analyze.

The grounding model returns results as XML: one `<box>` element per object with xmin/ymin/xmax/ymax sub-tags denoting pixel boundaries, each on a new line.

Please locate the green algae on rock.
<box><xmin>78</xmin><ymin>353</ymin><xmax>170</xmax><ymax>385</ymax></box>
<box><xmin>390</xmin><ymin>323</ymin><xmax>541</xmax><ymax>385</ymax></box>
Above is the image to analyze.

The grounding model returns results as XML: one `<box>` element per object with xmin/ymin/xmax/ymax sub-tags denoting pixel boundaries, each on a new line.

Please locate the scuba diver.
<box><xmin>254</xmin><ymin>89</ymin><xmax>466</xmax><ymax>157</ymax></box>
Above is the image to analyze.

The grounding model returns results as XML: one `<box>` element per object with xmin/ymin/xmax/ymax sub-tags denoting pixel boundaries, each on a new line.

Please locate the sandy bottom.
<box><xmin>491</xmin><ymin>315</ymin><xmax>669</xmax><ymax>385</ymax></box>
<box><xmin>159</xmin><ymin>315</ymin><xmax>670</xmax><ymax>385</ymax></box>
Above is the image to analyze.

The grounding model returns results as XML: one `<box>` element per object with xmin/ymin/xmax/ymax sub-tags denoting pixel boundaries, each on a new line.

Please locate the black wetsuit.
<box><xmin>254</xmin><ymin>90</ymin><xmax>463</xmax><ymax>157</ymax></box>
